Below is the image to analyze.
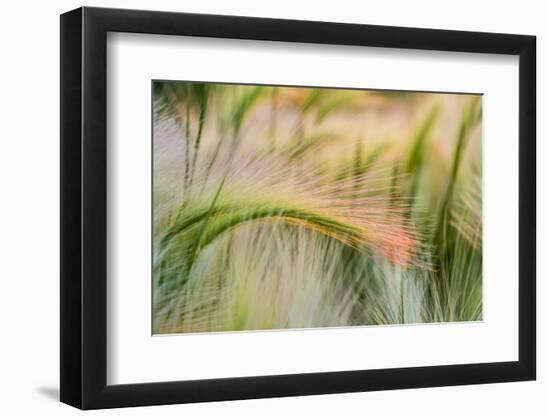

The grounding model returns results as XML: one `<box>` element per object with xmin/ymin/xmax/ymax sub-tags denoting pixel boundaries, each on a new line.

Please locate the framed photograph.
<box><xmin>60</xmin><ymin>6</ymin><xmax>536</xmax><ymax>409</ymax></box>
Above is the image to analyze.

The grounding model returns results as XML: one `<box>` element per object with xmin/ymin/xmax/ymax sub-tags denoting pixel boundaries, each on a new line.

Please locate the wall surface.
<box><xmin>0</xmin><ymin>0</ymin><xmax>546</xmax><ymax>415</ymax></box>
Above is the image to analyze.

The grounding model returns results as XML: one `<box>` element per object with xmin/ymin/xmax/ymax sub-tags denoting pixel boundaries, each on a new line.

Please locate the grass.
<box><xmin>153</xmin><ymin>82</ymin><xmax>483</xmax><ymax>334</ymax></box>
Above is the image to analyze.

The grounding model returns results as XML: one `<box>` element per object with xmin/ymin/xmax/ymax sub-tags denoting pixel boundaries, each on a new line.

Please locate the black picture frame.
<box><xmin>60</xmin><ymin>6</ymin><xmax>536</xmax><ymax>410</ymax></box>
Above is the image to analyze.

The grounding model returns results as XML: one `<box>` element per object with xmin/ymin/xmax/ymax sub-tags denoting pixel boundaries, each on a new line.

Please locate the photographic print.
<box><xmin>152</xmin><ymin>81</ymin><xmax>482</xmax><ymax>335</ymax></box>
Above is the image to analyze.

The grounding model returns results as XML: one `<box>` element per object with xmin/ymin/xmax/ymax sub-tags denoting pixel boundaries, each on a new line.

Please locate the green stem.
<box><xmin>184</xmin><ymin>104</ymin><xmax>191</xmax><ymax>194</ymax></box>
<box><xmin>189</xmin><ymin>104</ymin><xmax>207</xmax><ymax>191</ymax></box>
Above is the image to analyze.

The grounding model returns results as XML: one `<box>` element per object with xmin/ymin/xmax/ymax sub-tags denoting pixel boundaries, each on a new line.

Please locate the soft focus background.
<box><xmin>0</xmin><ymin>0</ymin><xmax>546</xmax><ymax>416</ymax></box>
<box><xmin>153</xmin><ymin>83</ymin><xmax>482</xmax><ymax>334</ymax></box>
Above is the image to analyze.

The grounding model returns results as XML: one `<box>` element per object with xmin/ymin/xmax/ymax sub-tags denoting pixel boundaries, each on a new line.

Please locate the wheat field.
<box><xmin>152</xmin><ymin>81</ymin><xmax>482</xmax><ymax>334</ymax></box>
